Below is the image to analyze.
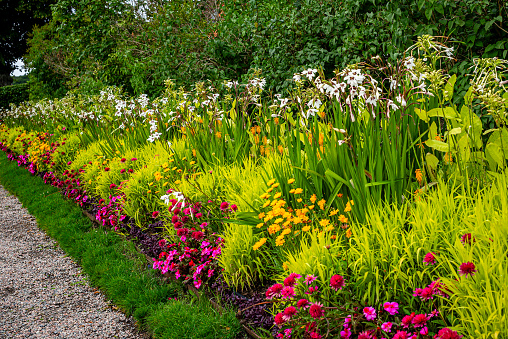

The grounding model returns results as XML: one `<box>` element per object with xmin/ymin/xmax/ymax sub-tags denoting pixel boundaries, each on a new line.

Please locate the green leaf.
<box><xmin>425</xmin><ymin>139</ymin><xmax>450</xmax><ymax>152</ymax></box>
<box><xmin>425</xmin><ymin>7</ymin><xmax>433</xmax><ymax>20</ymax></box>
<box><xmin>414</xmin><ymin>107</ymin><xmax>429</xmax><ymax>123</ymax></box>
<box><xmin>464</xmin><ymin>86</ymin><xmax>474</xmax><ymax>106</ymax></box>
<box><xmin>443</xmin><ymin>74</ymin><xmax>456</xmax><ymax>101</ymax></box>
<box><xmin>427</xmin><ymin>107</ymin><xmax>459</xmax><ymax>120</ymax></box>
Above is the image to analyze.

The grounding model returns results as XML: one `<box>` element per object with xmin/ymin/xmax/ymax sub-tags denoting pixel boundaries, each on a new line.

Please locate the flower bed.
<box><xmin>1</xmin><ymin>36</ymin><xmax>507</xmax><ymax>338</ymax></box>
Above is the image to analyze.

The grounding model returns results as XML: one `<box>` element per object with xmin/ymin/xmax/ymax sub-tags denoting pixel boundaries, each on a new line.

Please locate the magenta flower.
<box><xmin>381</xmin><ymin>322</ymin><xmax>392</xmax><ymax>333</ymax></box>
<box><xmin>305</xmin><ymin>274</ymin><xmax>317</xmax><ymax>285</ymax></box>
<box><xmin>310</xmin><ymin>332</ymin><xmax>322</xmax><ymax>339</ymax></box>
<box><xmin>220</xmin><ymin>201</ymin><xmax>229</xmax><ymax>211</ymax></box>
<box><xmin>281</xmin><ymin>286</ymin><xmax>296</xmax><ymax>299</ymax></box>
<box><xmin>274</xmin><ymin>313</ymin><xmax>285</xmax><ymax>325</ymax></box>
<box><xmin>340</xmin><ymin>328</ymin><xmax>352</xmax><ymax>339</ymax></box>
<box><xmin>393</xmin><ymin>331</ymin><xmax>410</xmax><ymax>339</ymax></box>
<box><xmin>130</xmin><ymin>158</ymin><xmax>137</xmax><ymax>161</ymax></box>
<box><xmin>284</xmin><ymin>273</ymin><xmax>302</xmax><ymax>287</ymax></box>
<box><xmin>420</xmin><ymin>327</ymin><xmax>429</xmax><ymax>335</ymax></box>
<box><xmin>383</xmin><ymin>302</ymin><xmax>399</xmax><ymax>315</ymax></box>
<box><xmin>309</xmin><ymin>302</ymin><xmax>324</xmax><ymax>319</ymax></box>
<box><xmin>282</xmin><ymin>306</ymin><xmax>297</xmax><ymax>321</ymax></box>
<box><xmin>458</xmin><ymin>262</ymin><xmax>477</xmax><ymax>277</ymax></box>
<box><xmin>363</xmin><ymin>306</ymin><xmax>376</xmax><ymax>321</ymax></box>
<box><xmin>152</xmin><ymin>211</ymin><xmax>160</xmax><ymax>218</ymax></box>
<box><xmin>266</xmin><ymin>283</ymin><xmax>283</xmax><ymax>299</ymax></box>
<box><xmin>460</xmin><ymin>233</ymin><xmax>475</xmax><ymax>245</ymax></box>
<box><xmin>358</xmin><ymin>331</ymin><xmax>372</xmax><ymax>339</ymax></box>
<box><xmin>411</xmin><ymin>313</ymin><xmax>428</xmax><ymax>328</ymax></box>
<box><xmin>401</xmin><ymin>313</ymin><xmax>415</xmax><ymax>328</ymax></box>
<box><xmin>230</xmin><ymin>204</ymin><xmax>238</xmax><ymax>211</ymax></box>
<box><xmin>423</xmin><ymin>252</ymin><xmax>436</xmax><ymax>265</ymax></box>
<box><xmin>434</xmin><ymin>328</ymin><xmax>462</xmax><ymax>339</ymax></box>
<box><xmin>296</xmin><ymin>298</ymin><xmax>309</xmax><ymax>308</ymax></box>
<box><xmin>330</xmin><ymin>274</ymin><xmax>345</xmax><ymax>291</ymax></box>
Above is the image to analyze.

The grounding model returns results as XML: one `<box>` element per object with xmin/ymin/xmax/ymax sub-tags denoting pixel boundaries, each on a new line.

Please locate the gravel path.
<box><xmin>0</xmin><ymin>185</ymin><xmax>146</xmax><ymax>339</ymax></box>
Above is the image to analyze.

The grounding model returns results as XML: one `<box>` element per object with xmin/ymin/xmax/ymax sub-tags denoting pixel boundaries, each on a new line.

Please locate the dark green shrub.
<box><xmin>0</xmin><ymin>83</ymin><xmax>29</xmax><ymax>108</ymax></box>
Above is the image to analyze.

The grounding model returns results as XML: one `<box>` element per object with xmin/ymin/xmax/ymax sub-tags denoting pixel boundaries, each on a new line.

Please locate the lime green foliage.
<box><xmin>52</xmin><ymin>133</ymin><xmax>82</xmax><ymax>172</ymax></box>
<box><xmin>219</xmin><ymin>223</ymin><xmax>271</xmax><ymax>291</ymax></box>
<box><xmin>0</xmin><ymin>154</ymin><xmax>241</xmax><ymax>339</ymax></box>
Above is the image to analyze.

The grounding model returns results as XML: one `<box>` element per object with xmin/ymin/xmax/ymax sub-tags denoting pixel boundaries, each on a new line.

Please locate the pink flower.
<box><xmin>109</xmin><ymin>183</ymin><xmax>116</xmax><ymax>189</ymax></box>
<box><xmin>392</xmin><ymin>331</ymin><xmax>409</xmax><ymax>339</ymax></box>
<box><xmin>383</xmin><ymin>302</ymin><xmax>399</xmax><ymax>315</ymax></box>
<box><xmin>284</xmin><ymin>273</ymin><xmax>301</xmax><ymax>287</ymax></box>
<box><xmin>310</xmin><ymin>332</ymin><xmax>322</xmax><ymax>339</ymax></box>
<box><xmin>297</xmin><ymin>299</ymin><xmax>309</xmax><ymax>308</ymax></box>
<box><xmin>284</xmin><ymin>328</ymin><xmax>292</xmax><ymax>338</ymax></box>
<box><xmin>120</xmin><ymin>158</ymin><xmax>126</xmax><ymax>162</ymax></box>
<box><xmin>152</xmin><ymin>211</ymin><xmax>160</xmax><ymax>218</ymax></box>
<box><xmin>460</xmin><ymin>233</ymin><xmax>475</xmax><ymax>245</ymax></box>
<box><xmin>411</xmin><ymin>313</ymin><xmax>428</xmax><ymax>328</ymax></box>
<box><xmin>305</xmin><ymin>274</ymin><xmax>317</xmax><ymax>285</ymax></box>
<box><xmin>281</xmin><ymin>286</ymin><xmax>296</xmax><ymax>299</ymax></box>
<box><xmin>220</xmin><ymin>201</ymin><xmax>229</xmax><ymax>211</ymax></box>
<box><xmin>358</xmin><ymin>331</ymin><xmax>372</xmax><ymax>339</ymax></box>
<box><xmin>458</xmin><ymin>262</ymin><xmax>476</xmax><ymax>277</ymax></box>
<box><xmin>283</xmin><ymin>306</ymin><xmax>297</xmax><ymax>321</ymax></box>
<box><xmin>381</xmin><ymin>322</ymin><xmax>392</xmax><ymax>333</ymax></box>
<box><xmin>363</xmin><ymin>306</ymin><xmax>376</xmax><ymax>321</ymax></box>
<box><xmin>309</xmin><ymin>303</ymin><xmax>324</xmax><ymax>319</ymax></box>
<box><xmin>434</xmin><ymin>328</ymin><xmax>462</xmax><ymax>339</ymax></box>
<box><xmin>266</xmin><ymin>283</ymin><xmax>283</xmax><ymax>299</ymax></box>
<box><xmin>423</xmin><ymin>252</ymin><xmax>436</xmax><ymax>265</ymax></box>
<box><xmin>340</xmin><ymin>328</ymin><xmax>352</xmax><ymax>339</ymax></box>
<box><xmin>330</xmin><ymin>274</ymin><xmax>345</xmax><ymax>291</ymax></box>
<box><xmin>274</xmin><ymin>313</ymin><xmax>285</xmax><ymax>325</ymax></box>
<box><xmin>131</xmin><ymin>158</ymin><xmax>137</xmax><ymax>161</ymax></box>
<box><xmin>305</xmin><ymin>286</ymin><xmax>319</xmax><ymax>295</ymax></box>
<box><xmin>420</xmin><ymin>327</ymin><xmax>429</xmax><ymax>335</ymax></box>
<box><xmin>230</xmin><ymin>204</ymin><xmax>238</xmax><ymax>211</ymax></box>
<box><xmin>401</xmin><ymin>313</ymin><xmax>415</xmax><ymax>328</ymax></box>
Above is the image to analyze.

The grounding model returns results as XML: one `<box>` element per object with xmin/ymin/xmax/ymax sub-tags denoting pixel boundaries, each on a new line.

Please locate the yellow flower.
<box><xmin>253</xmin><ymin>238</ymin><xmax>267</xmax><ymax>250</ymax></box>
<box><xmin>325</xmin><ymin>225</ymin><xmax>334</xmax><ymax>232</ymax></box>
<box><xmin>266</xmin><ymin>187</ymin><xmax>273</xmax><ymax>193</ymax></box>
<box><xmin>267</xmin><ymin>178</ymin><xmax>276</xmax><ymax>186</ymax></box>
<box><xmin>190</xmin><ymin>161</ymin><xmax>195</xmax><ymax>165</ymax></box>
<box><xmin>338</xmin><ymin>215</ymin><xmax>348</xmax><ymax>223</ymax></box>
<box><xmin>163</xmin><ymin>182</ymin><xmax>168</xmax><ymax>187</ymax></box>
<box><xmin>274</xmin><ymin>218</ymin><xmax>284</xmax><ymax>224</ymax></box>
<box><xmin>147</xmin><ymin>190</ymin><xmax>152</xmax><ymax>194</ymax></box>
<box><xmin>318</xmin><ymin>199</ymin><xmax>326</xmax><ymax>210</ymax></box>
<box><xmin>297</xmin><ymin>198</ymin><xmax>303</xmax><ymax>203</ymax></box>
<box><xmin>192</xmin><ymin>149</ymin><xmax>197</xmax><ymax>157</ymax></box>
<box><xmin>174</xmin><ymin>180</ymin><xmax>182</xmax><ymax>185</ymax></box>
<box><xmin>281</xmin><ymin>229</ymin><xmax>291</xmax><ymax>236</ymax></box>
<box><xmin>260</xmin><ymin>193</ymin><xmax>270</xmax><ymax>199</ymax></box>
<box><xmin>344</xmin><ymin>200</ymin><xmax>353</xmax><ymax>212</ymax></box>
<box><xmin>262</xmin><ymin>201</ymin><xmax>270</xmax><ymax>208</ymax></box>
<box><xmin>308</xmin><ymin>205</ymin><xmax>315</xmax><ymax>210</ymax></box>
<box><xmin>256</xmin><ymin>223</ymin><xmax>264</xmax><ymax>228</ymax></box>
<box><xmin>274</xmin><ymin>192</ymin><xmax>282</xmax><ymax>199</ymax></box>
<box><xmin>162</xmin><ymin>162</ymin><xmax>168</xmax><ymax>168</ymax></box>
<box><xmin>258</xmin><ymin>212</ymin><xmax>266</xmax><ymax>219</ymax></box>
<box><xmin>302</xmin><ymin>225</ymin><xmax>311</xmax><ymax>232</ymax></box>
<box><xmin>346</xmin><ymin>228</ymin><xmax>352</xmax><ymax>238</ymax></box>
<box><xmin>289</xmin><ymin>189</ymin><xmax>295</xmax><ymax>194</ymax></box>
<box><xmin>310</xmin><ymin>194</ymin><xmax>317</xmax><ymax>203</ymax></box>
<box><xmin>149</xmin><ymin>182</ymin><xmax>154</xmax><ymax>186</ymax></box>
<box><xmin>288</xmin><ymin>178</ymin><xmax>295</xmax><ymax>184</ymax></box>
<box><xmin>215</xmin><ymin>131</ymin><xmax>222</xmax><ymax>139</ymax></box>
<box><xmin>154</xmin><ymin>172</ymin><xmax>162</xmax><ymax>181</ymax></box>
<box><xmin>275</xmin><ymin>236</ymin><xmax>285</xmax><ymax>246</ymax></box>
<box><xmin>415</xmin><ymin>169</ymin><xmax>423</xmax><ymax>184</ymax></box>
<box><xmin>329</xmin><ymin>209</ymin><xmax>339</xmax><ymax>216</ymax></box>
<box><xmin>268</xmin><ymin>224</ymin><xmax>281</xmax><ymax>234</ymax></box>
<box><xmin>272</xmin><ymin>183</ymin><xmax>280</xmax><ymax>188</ymax></box>
<box><xmin>319</xmin><ymin>219</ymin><xmax>330</xmax><ymax>227</ymax></box>
<box><xmin>282</xmin><ymin>261</ymin><xmax>289</xmax><ymax>270</ymax></box>
<box><xmin>294</xmin><ymin>188</ymin><xmax>303</xmax><ymax>194</ymax></box>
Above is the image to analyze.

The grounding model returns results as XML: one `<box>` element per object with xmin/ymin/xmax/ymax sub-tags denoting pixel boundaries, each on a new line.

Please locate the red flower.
<box><xmin>230</xmin><ymin>204</ymin><xmax>238</xmax><ymax>211</ymax></box>
<box><xmin>283</xmin><ymin>306</ymin><xmax>297</xmax><ymax>320</ymax></box>
<box><xmin>393</xmin><ymin>331</ymin><xmax>410</xmax><ymax>339</ymax></box>
<box><xmin>104</xmin><ymin>167</ymin><xmax>110</xmax><ymax>171</ymax></box>
<box><xmin>458</xmin><ymin>262</ymin><xmax>476</xmax><ymax>277</ymax></box>
<box><xmin>434</xmin><ymin>328</ymin><xmax>462</xmax><ymax>339</ymax></box>
<box><xmin>152</xmin><ymin>211</ymin><xmax>160</xmax><ymax>218</ymax></box>
<box><xmin>120</xmin><ymin>169</ymin><xmax>126</xmax><ymax>174</ymax></box>
<box><xmin>120</xmin><ymin>158</ymin><xmax>126</xmax><ymax>162</ymax></box>
<box><xmin>310</xmin><ymin>332</ymin><xmax>322</xmax><ymax>339</ymax></box>
<box><xmin>266</xmin><ymin>283</ymin><xmax>284</xmax><ymax>299</ymax></box>
<box><xmin>401</xmin><ymin>312</ymin><xmax>415</xmax><ymax>328</ymax></box>
<box><xmin>109</xmin><ymin>184</ymin><xmax>117</xmax><ymax>189</ymax></box>
<box><xmin>297</xmin><ymin>299</ymin><xmax>309</xmax><ymax>308</ymax></box>
<box><xmin>423</xmin><ymin>252</ymin><xmax>436</xmax><ymax>265</ymax></box>
<box><xmin>284</xmin><ymin>273</ymin><xmax>301</xmax><ymax>287</ymax></box>
<box><xmin>220</xmin><ymin>201</ymin><xmax>229</xmax><ymax>211</ymax></box>
<box><xmin>191</xmin><ymin>231</ymin><xmax>204</xmax><ymax>241</ymax></box>
<box><xmin>309</xmin><ymin>303</ymin><xmax>324</xmax><ymax>319</ymax></box>
<box><xmin>411</xmin><ymin>313</ymin><xmax>428</xmax><ymax>328</ymax></box>
<box><xmin>281</xmin><ymin>286</ymin><xmax>295</xmax><ymax>299</ymax></box>
<box><xmin>330</xmin><ymin>274</ymin><xmax>345</xmax><ymax>291</ymax></box>
<box><xmin>176</xmin><ymin>228</ymin><xmax>188</xmax><ymax>237</ymax></box>
<box><xmin>128</xmin><ymin>169</ymin><xmax>133</xmax><ymax>173</ymax></box>
<box><xmin>274</xmin><ymin>313</ymin><xmax>285</xmax><ymax>325</ymax></box>
<box><xmin>460</xmin><ymin>233</ymin><xmax>475</xmax><ymax>245</ymax></box>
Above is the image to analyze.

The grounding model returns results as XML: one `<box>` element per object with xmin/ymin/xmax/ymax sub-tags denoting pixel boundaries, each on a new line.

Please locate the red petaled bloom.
<box><xmin>191</xmin><ymin>231</ymin><xmax>204</xmax><ymax>241</ymax></box>
<box><xmin>392</xmin><ymin>331</ymin><xmax>410</xmax><ymax>339</ymax></box>
<box><xmin>458</xmin><ymin>262</ymin><xmax>476</xmax><ymax>277</ymax></box>
<box><xmin>104</xmin><ymin>167</ymin><xmax>110</xmax><ymax>171</ymax></box>
<box><xmin>411</xmin><ymin>313</ymin><xmax>428</xmax><ymax>328</ymax></box>
<box><xmin>401</xmin><ymin>313</ymin><xmax>415</xmax><ymax>328</ymax></box>
<box><xmin>309</xmin><ymin>303</ymin><xmax>324</xmax><ymax>319</ymax></box>
<box><xmin>283</xmin><ymin>306</ymin><xmax>297</xmax><ymax>319</ymax></box>
<box><xmin>434</xmin><ymin>328</ymin><xmax>462</xmax><ymax>339</ymax></box>
<box><xmin>330</xmin><ymin>274</ymin><xmax>345</xmax><ymax>291</ymax></box>
<box><xmin>220</xmin><ymin>201</ymin><xmax>229</xmax><ymax>211</ymax></box>
<box><xmin>423</xmin><ymin>252</ymin><xmax>436</xmax><ymax>265</ymax></box>
<box><xmin>152</xmin><ymin>211</ymin><xmax>160</xmax><ymax>218</ymax></box>
<box><xmin>121</xmin><ymin>158</ymin><xmax>126</xmax><ymax>162</ymax></box>
<box><xmin>274</xmin><ymin>313</ymin><xmax>285</xmax><ymax>325</ymax></box>
<box><xmin>297</xmin><ymin>299</ymin><xmax>309</xmax><ymax>308</ymax></box>
<box><xmin>460</xmin><ymin>233</ymin><xmax>475</xmax><ymax>245</ymax></box>
<box><xmin>284</xmin><ymin>273</ymin><xmax>301</xmax><ymax>287</ymax></box>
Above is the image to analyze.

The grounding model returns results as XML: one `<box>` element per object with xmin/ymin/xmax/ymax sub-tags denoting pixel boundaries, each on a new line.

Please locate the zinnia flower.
<box><xmin>297</xmin><ymin>299</ymin><xmax>309</xmax><ymax>308</ymax></box>
<box><xmin>392</xmin><ymin>331</ymin><xmax>410</xmax><ymax>339</ymax></box>
<box><xmin>310</xmin><ymin>332</ymin><xmax>322</xmax><ymax>339</ymax></box>
<box><xmin>340</xmin><ymin>328</ymin><xmax>352</xmax><ymax>339</ymax></box>
<box><xmin>305</xmin><ymin>274</ymin><xmax>317</xmax><ymax>285</ymax></box>
<box><xmin>460</xmin><ymin>233</ymin><xmax>475</xmax><ymax>245</ymax></box>
<box><xmin>358</xmin><ymin>331</ymin><xmax>372</xmax><ymax>339</ymax></box>
<box><xmin>411</xmin><ymin>313</ymin><xmax>428</xmax><ymax>328</ymax></box>
<box><xmin>283</xmin><ymin>306</ymin><xmax>297</xmax><ymax>320</ymax></box>
<box><xmin>152</xmin><ymin>211</ymin><xmax>159</xmax><ymax>218</ymax></box>
<box><xmin>309</xmin><ymin>302</ymin><xmax>324</xmax><ymax>319</ymax></box>
<box><xmin>383</xmin><ymin>302</ymin><xmax>399</xmax><ymax>315</ymax></box>
<box><xmin>434</xmin><ymin>328</ymin><xmax>462</xmax><ymax>339</ymax></box>
<box><xmin>266</xmin><ymin>283</ymin><xmax>283</xmax><ymax>299</ymax></box>
<box><xmin>363</xmin><ymin>306</ymin><xmax>376</xmax><ymax>321</ymax></box>
<box><xmin>458</xmin><ymin>262</ymin><xmax>476</xmax><ymax>277</ymax></box>
<box><xmin>281</xmin><ymin>286</ymin><xmax>296</xmax><ymax>299</ymax></box>
<box><xmin>381</xmin><ymin>322</ymin><xmax>392</xmax><ymax>332</ymax></box>
<box><xmin>284</xmin><ymin>273</ymin><xmax>301</xmax><ymax>287</ymax></box>
<box><xmin>401</xmin><ymin>312</ymin><xmax>415</xmax><ymax>328</ymax></box>
<box><xmin>220</xmin><ymin>201</ymin><xmax>229</xmax><ymax>211</ymax></box>
<box><xmin>330</xmin><ymin>274</ymin><xmax>345</xmax><ymax>291</ymax></box>
<box><xmin>274</xmin><ymin>313</ymin><xmax>285</xmax><ymax>325</ymax></box>
<box><xmin>423</xmin><ymin>252</ymin><xmax>436</xmax><ymax>265</ymax></box>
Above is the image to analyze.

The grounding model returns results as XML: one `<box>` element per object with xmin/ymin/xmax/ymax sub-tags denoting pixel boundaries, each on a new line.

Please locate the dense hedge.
<box><xmin>0</xmin><ymin>83</ymin><xmax>29</xmax><ymax>108</ymax></box>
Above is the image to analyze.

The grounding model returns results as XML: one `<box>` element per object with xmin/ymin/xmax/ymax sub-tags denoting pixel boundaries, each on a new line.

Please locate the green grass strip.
<box><xmin>0</xmin><ymin>154</ymin><xmax>242</xmax><ymax>339</ymax></box>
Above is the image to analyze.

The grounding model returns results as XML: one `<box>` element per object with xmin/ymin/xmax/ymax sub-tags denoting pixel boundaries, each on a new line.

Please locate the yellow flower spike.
<box><xmin>262</xmin><ymin>201</ymin><xmax>270</xmax><ymax>208</ymax></box>
<box><xmin>275</xmin><ymin>236</ymin><xmax>285</xmax><ymax>246</ymax></box>
<box><xmin>288</xmin><ymin>178</ymin><xmax>295</xmax><ymax>184</ymax></box>
<box><xmin>318</xmin><ymin>199</ymin><xmax>326</xmax><ymax>210</ymax></box>
<box><xmin>252</xmin><ymin>238</ymin><xmax>267</xmax><ymax>251</ymax></box>
<box><xmin>256</xmin><ymin>223</ymin><xmax>264</xmax><ymax>228</ymax></box>
<box><xmin>274</xmin><ymin>192</ymin><xmax>282</xmax><ymax>199</ymax></box>
<box><xmin>267</xmin><ymin>178</ymin><xmax>276</xmax><ymax>186</ymax></box>
<box><xmin>271</xmin><ymin>183</ymin><xmax>280</xmax><ymax>188</ymax></box>
<box><xmin>310</xmin><ymin>194</ymin><xmax>317</xmax><ymax>203</ymax></box>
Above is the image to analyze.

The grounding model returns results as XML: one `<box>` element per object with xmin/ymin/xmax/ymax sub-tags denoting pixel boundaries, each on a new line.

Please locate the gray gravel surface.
<box><xmin>0</xmin><ymin>185</ymin><xmax>146</xmax><ymax>339</ymax></box>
